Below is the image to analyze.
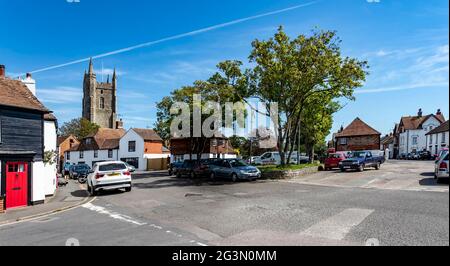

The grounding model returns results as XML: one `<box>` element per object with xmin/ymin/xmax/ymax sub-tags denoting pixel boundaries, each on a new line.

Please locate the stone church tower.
<box><xmin>82</xmin><ymin>59</ymin><xmax>120</xmax><ymax>129</ymax></box>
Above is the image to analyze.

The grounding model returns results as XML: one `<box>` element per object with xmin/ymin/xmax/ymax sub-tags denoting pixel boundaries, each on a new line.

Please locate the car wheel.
<box><xmin>340</xmin><ymin>168</ymin><xmax>346</xmax><ymax>172</ymax></box>
<box><xmin>89</xmin><ymin>183</ymin><xmax>97</xmax><ymax>196</ymax></box>
<box><xmin>231</xmin><ymin>173</ymin><xmax>238</xmax><ymax>182</ymax></box>
<box><xmin>168</xmin><ymin>170</ymin><xmax>172</xmax><ymax>176</ymax></box>
<box><xmin>375</xmin><ymin>162</ymin><xmax>381</xmax><ymax>170</ymax></box>
<box><xmin>190</xmin><ymin>172</ymin><xmax>196</xmax><ymax>179</ymax></box>
<box><xmin>125</xmin><ymin>186</ymin><xmax>132</xmax><ymax>192</ymax></box>
<box><xmin>176</xmin><ymin>172</ymin><xmax>182</xmax><ymax>179</ymax></box>
<box><xmin>358</xmin><ymin>165</ymin><xmax>365</xmax><ymax>172</ymax></box>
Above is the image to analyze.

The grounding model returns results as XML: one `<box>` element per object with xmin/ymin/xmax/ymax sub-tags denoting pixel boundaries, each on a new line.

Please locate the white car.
<box><xmin>87</xmin><ymin>161</ymin><xmax>132</xmax><ymax>196</ymax></box>
<box><xmin>259</xmin><ymin>152</ymin><xmax>309</xmax><ymax>165</ymax></box>
<box><xmin>435</xmin><ymin>152</ymin><xmax>449</xmax><ymax>182</ymax></box>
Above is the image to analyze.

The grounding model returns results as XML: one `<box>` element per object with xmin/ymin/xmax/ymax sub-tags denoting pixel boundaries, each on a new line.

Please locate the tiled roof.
<box><xmin>336</xmin><ymin>118</ymin><xmax>381</xmax><ymax>138</ymax></box>
<box><xmin>0</xmin><ymin>77</ymin><xmax>50</xmax><ymax>112</ymax></box>
<box><xmin>400</xmin><ymin>114</ymin><xmax>446</xmax><ymax>130</ymax></box>
<box><xmin>72</xmin><ymin>128</ymin><xmax>126</xmax><ymax>151</ymax></box>
<box><xmin>44</xmin><ymin>113</ymin><xmax>57</xmax><ymax>121</ymax></box>
<box><xmin>133</xmin><ymin>128</ymin><xmax>163</xmax><ymax>142</ymax></box>
<box><xmin>426</xmin><ymin>120</ymin><xmax>449</xmax><ymax>136</ymax></box>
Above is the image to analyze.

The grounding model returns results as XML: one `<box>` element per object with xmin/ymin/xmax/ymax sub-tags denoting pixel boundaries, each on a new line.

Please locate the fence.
<box><xmin>147</xmin><ymin>158</ymin><xmax>169</xmax><ymax>171</ymax></box>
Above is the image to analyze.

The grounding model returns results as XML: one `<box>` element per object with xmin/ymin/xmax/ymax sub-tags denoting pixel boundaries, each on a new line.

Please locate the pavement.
<box><xmin>0</xmin><ymin>162</ymin><xmax>448</xmax><ymax>246</ymax></box>
<box><xmin>284</xmin><ymin>160</ymin><xmax>449</xmax><ymax>193</ymax></box>
<box><xmin>0</xmin><ymin>179</ymin><xmax>91</xmax><ymax>226</ymax></box>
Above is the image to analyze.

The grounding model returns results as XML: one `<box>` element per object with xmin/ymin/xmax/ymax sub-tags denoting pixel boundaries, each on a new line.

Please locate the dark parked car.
<box><xmin>419</xmin><ymin>150</ymin><xmax>433</xmax><ymax>160</ymax></box>
<box><xmin>176</xmin><ymin>159</ymin><xmax>218</xmax><ymax>178</ymax></box>
<box><xmin>209</xmin><ymin>159</ymin><xmax>261</xmax><ymax>182</ymax></box>
<box><xmin>69</xmin><ymin>164</ymin><xmax>91</xmax><ymax>179</ymax></box>
<box><xmin>339</xmin><ymin>151</ymin><xmax>384</xmax><ymax>172</ymax></box>
<box><xmin>169</xmin><ymin>161</ymin><xmax>184</xmax><ymax>176</ymax></box>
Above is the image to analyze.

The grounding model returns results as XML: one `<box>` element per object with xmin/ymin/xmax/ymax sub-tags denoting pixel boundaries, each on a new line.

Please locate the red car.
<box><xmin>324</xmin><ymin>153</ymin><xmax>347</xmax><ymax>170</ymax></box>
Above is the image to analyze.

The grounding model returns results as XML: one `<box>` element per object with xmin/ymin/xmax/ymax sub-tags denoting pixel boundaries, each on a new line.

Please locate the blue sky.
<box><xmin>1</xmin><ymin>0</ymin><xmax>448</xmax><ymax>140</ymax></box>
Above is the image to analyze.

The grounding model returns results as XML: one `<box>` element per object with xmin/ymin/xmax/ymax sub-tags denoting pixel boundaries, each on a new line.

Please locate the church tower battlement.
<box><xmin>82</xmin><ymin>59</ymin><xmax>119</xmax><ymax>129</ymax></box>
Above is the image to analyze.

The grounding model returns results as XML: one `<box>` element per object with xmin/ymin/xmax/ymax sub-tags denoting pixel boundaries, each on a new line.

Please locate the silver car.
<box><xmin>435</xmin><ymin>152</ymin><xmax>449</xmax><ymax>182</ymax></box>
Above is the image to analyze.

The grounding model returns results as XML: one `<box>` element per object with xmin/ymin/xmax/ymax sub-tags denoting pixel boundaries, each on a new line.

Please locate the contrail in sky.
<box><xmin>23</xmin><ymin>1</ymin><xmax>318</xmax><ymax>75</ymax></box>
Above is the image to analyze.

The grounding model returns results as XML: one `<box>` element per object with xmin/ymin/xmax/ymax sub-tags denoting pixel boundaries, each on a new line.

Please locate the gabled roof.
<box><xmin>335</xmin><ymin>118</ymin><xmax>381</xmax><ymax>138</ymax></box>
<box><xmin>0</xmin><ymin>77</ymin><xmax>50</xmax><ymax>113</ymax></box>
<box><xmin>400</xmin><ymin>114</ymin><xmax>446</xmax><ymax>131</ymax></box>
<box><xmin>132</xmin><ymin>128</ymin><xmax>163</xmax><ymax>142</ymax></box>
<box><xmin>426</xmin><ymin>120</ymin><xmax>449</xmax><ymax>136</ymax></box>
<box><xmin>57</xmin><ymin>135</ymin><xmax>78</xmax><ymax>146</ymax></box>
<box><xmin>71</xmin><ymin>128</ymin><xmax>126</xmax><ymax>151</ymax></box>
<box><xmin>381</xmin><ymin>135</ymin><xmax>395</xmax><ymax>145</ymax></box>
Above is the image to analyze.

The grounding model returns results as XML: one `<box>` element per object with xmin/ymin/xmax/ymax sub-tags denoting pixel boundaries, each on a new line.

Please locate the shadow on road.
<box><xmin>419</xmin><ymin>177</ymin><xmax>449</xmax><ymax>187</ymax></box>
<box><xmin>133</xmin><ymin>177</ymin><xmax>245</xmax><ymax>190</ymax></box>
<box><xmin>70</xmin><ymin>190</ymin><xmax>89</xmax><ymax>198</ymax></box>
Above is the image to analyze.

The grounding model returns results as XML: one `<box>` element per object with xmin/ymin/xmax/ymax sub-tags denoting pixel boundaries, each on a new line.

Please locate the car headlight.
<box><xmin>339</xmin><ymin>162</ymin><xmax>343</xmax><ymax>165</ymax></box>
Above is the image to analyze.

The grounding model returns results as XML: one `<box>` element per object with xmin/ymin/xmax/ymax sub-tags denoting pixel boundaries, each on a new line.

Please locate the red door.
<box><xmin>6</xmin><ymin>162</ymin><xmax>28</xmax><ymax>209</ymax></box>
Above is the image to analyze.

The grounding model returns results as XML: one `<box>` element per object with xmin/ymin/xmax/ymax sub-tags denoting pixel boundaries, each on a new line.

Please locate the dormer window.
<box><xmin>86</xmin><ymin>138</ymin><xmax>92</xmax><ymax>145</ymax></box>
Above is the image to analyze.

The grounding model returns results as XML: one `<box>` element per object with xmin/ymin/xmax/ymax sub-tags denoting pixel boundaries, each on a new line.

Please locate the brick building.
<box><xmin>335</xmin><ymin>118</ymin><xmax>381</xmax><ymax>152</ymax></box>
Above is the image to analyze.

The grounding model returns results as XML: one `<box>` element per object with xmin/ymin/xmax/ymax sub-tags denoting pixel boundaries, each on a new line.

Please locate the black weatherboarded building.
<box><xmin>0</xmin><ymin>65</ymin><xmax>53</xmax><ymax>210</ymax></box>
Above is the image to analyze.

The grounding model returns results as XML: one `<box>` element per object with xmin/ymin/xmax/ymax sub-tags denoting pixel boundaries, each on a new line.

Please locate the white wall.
<box><xmin>66</xmin><ymin>149</ymin><xmax>119</xmax><ymax>168</ymax></box>
<box><xmin>426</xmin><ymin>131</ymin><xmax>449</xmax><ymax>154</ymax></box>
<box><xmin>118</xmin><ymin>130</ymin><xmax>147</xmax><ymax>171</ymax></box>
<box><xmin>399</xmin><ymin>117</ymin><xmax>443</xmax><ymax>154</ymax></box>
<box><xmin>32</xmin><ymin>161</ymin><xmax>46</xmax><ymax>203</ymax></box>
<box><xmin>119</xmin><ymin>129</ymin><xmax>170</xmax><ymax>171</ymax></box>
<box><xmin>43</xmin><ymin>120</ymin><xmax>57</xmax><ymax>196</ymax></box>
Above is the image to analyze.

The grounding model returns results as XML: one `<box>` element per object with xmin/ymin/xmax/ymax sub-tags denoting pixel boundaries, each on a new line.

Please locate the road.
<box><xmin>0</xmin><ymin>161</ymin><xmax>448</xmax><ymax>246</ymax></box>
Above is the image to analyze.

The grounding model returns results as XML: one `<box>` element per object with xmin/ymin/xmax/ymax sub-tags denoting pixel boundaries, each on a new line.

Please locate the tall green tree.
<box><xmin>59</xmin><ymin>118</ymin><xmax>100</xmax><ymax>140</ymax></box>
<box><xmin>248</xmin><ymin>27</ymin><xmax>368</xmax><ymax>165</ymax></box>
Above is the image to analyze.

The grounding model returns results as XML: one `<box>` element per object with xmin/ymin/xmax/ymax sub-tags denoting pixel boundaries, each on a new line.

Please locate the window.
<box><xmin>435</xmin><ymin>134</ymin><xmax>438</xmax><ymax>144</ymax></box>
<box><xmin>94</xmin><ymin>150</ymin><xmax>98</xmax><ymax>158</ymax></box>
<box><xmin>339</xmin><ymin>138</ymin><xmax>347</xmax><ymax>145</ymax></box>
<box><xmin>430</xmin><ymin>135</ymin><xmax>433</xmax><ymax>145</ymax></box>
<box><xmin>0</xmin><ymin>119</ymin><xmax>2</xmax><ymax>143</ymax></box>
<box><xmin>412</xmin><ymin>136</ymin><xmax>418</xmax><ymax>145</ymax></box>
<box><xmin>99</xmin><ymin>97</ymin><xmax>105</xmax><ymax>109</ymax></box>
<box><xmin>86</xmin><ymin>138</ymin><xmax>92</xmax><ymax>145</ymax></box>
<box><xmin>442</xmin><ymin>133</ymin><xmax>446</xmax><ymax>143</ymax></box>
<box><xmin>66</xmin><ymin>151</ymin><xmax>71</xmax><ymax>160</ymax></box>
<box><xmin>128</xmin><ymin>141</ymin><xmax>136</xmax><ymax>152</ymax></box>
<box><xmin>108</xmin><ymin>149</ymin><xmax>113</xmax><ymax>158</ymax></box>
<box><xmin>80</xmin><ymin>151</ymin><xmax>84</xmax><ymax>159</ymax></box>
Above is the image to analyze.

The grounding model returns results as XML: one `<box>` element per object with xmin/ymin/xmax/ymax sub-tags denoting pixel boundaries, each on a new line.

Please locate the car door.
<box><xmin>366</xmin><ymin>152</ymin><xmax>374</xmax><ymax>166</ymax></box>
<box><xmin>222</xmin><ymin>161</ymin><xmax>233</xmax><ymax>178</ymax></box>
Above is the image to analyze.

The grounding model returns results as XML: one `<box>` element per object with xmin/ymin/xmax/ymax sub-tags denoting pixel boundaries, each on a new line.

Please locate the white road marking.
<box><xmin>82</xmin><ymin>203</ymin><xmax>147</xmax><ymax>226</ymax></box>
<box><xmin>82</xmin><ymin>203</ymin><xmax>208</xmax><ymax>246</ymax></box>
<box><xmin>301</xmin><ymin>208</ymin><xmax>374</xmax><ymax>240</ymax></box>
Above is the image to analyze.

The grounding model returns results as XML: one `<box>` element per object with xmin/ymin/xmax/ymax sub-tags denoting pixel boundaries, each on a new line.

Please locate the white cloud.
<box><xmin>367</xmin><ymin>0</ymin><xmax>381</xmax><ymax>3</ymax></box>
<box><xmin>37</xmin><ymin>86</ymin><xmax>82</xmax><ymax>104</ymax></box>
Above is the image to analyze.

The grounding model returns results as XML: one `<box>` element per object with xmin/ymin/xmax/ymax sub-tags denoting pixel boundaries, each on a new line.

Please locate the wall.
<box><xmin>399</xmin><ymin>116</ymin><xmax>443</xmax><ymax>154</ymax></box>
<box><xmin>43</xmin><ymin>120</ymin><xmax>57</xmax><ymax>196</ymax></box>
<box><xmin>118</xmin><ymin>130</ymin><xmax>146</xmax><ymax>171</ymax></box>
<box><xmin>426</xmin><ymin>131</ymin><xmax>449</xmax><ymax>154</ymax></box>
<box><xmin>0</xmin><ymin>108</ymin><xmax>44</xmax><ymax>160</ymax></box>
<box><xmin>336</xmin><ymin>135</ymin><xmax>380</xmax><ymax>152</ymax></box>
<box><xmin>66</xmin><ymin>149</ymin><xmax>119</xmax><ymax>167</ymax></box>
<box><xmin>32</xmin><ymin>161</ymin><xmax>46</xmax><ymax>204</ymax></box>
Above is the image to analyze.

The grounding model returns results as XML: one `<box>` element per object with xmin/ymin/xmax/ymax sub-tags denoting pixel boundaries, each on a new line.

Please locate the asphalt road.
<box><xmin>0</xmin><ymin>161</ymin><xmax>448</xmax><ymax>246</ymax></box>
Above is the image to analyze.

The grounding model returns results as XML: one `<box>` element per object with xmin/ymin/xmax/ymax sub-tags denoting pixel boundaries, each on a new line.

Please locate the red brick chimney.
<box><xmin>0</xmin><ymin>65</ymin><xmax>5</xmax><ymax>77</ymax></box>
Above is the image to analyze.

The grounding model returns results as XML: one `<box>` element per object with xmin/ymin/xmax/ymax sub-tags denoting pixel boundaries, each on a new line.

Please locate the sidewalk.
<box><xmin>0</xmin><ymin>180</ymin><xmax>91</xmax><ymax>226</ymax></box>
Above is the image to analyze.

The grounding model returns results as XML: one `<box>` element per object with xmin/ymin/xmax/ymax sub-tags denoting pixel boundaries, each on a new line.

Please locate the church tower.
<box><xmin>82</xmin><ymin>59</ymin><xmax>118</xmax><ymax>129</ymax></box>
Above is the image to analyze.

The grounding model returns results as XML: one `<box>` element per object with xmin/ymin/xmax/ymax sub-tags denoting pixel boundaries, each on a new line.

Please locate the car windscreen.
<box><xmin>75</xmin><ymin>165</ymin><xmax>90</xmax><ymax>170</ymax></box>
<box><xmin>99</xmin><ymin>163</ymin><xmax>127</xmax><ymax>172</ymax></box>
<box><xmin>352</xmin><ymin>152</ymin><xmax>367</xmax><ymax>158</ymax></box>
<box><xmin>229</xmin><ymin>160</ymin><xmax>248</xmax><ymax>167</ymax></box>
